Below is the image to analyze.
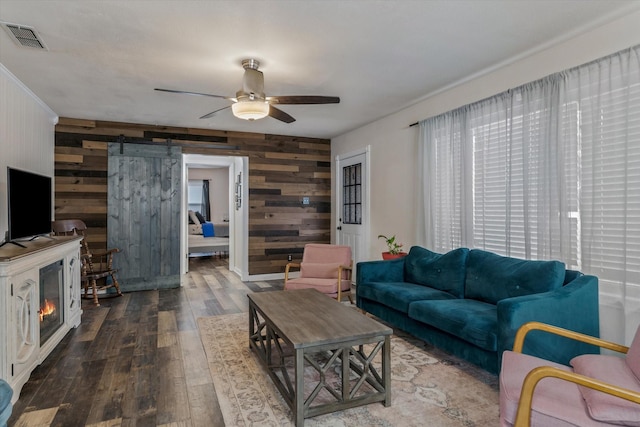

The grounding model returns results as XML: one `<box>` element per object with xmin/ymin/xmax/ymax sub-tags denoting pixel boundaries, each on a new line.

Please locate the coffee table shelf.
<box><xmin>248</xmin><ymin>289</ymin><xmax>392</xmax><ymax>426</ymax></box>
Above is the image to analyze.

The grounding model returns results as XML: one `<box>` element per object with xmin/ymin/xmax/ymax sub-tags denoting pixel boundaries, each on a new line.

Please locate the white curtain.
<box><xmin>418</xmin><ymin>45</ymin><xmax>640</xmax><ymax>342</ymax></box>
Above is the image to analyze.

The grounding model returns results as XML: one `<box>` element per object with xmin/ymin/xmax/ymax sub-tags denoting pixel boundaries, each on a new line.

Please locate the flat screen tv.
<box><xmin>6</xmin><ymin>167</ymin><xmax>52</xmax><ymax>242</ymax></box>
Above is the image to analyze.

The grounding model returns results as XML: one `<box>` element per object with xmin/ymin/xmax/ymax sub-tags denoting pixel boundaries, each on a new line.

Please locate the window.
<box><xmin>188</xmin><ymin>181</ymin><xmax>203</xmax><ymax>214</ymax></box>
<box><xmin>468</xmin><ymin>93</ymin><xmax>581</xmax><ymax>265</ymax></box>
<box><xmin>577</xmin><ymin>69</ymin><xmax>640</xmax><ymax>288</ymax></box>
<box><xmin>419</xmin><ymin>46</ymin><xmax>640</xmax><ymax>336</ymax></box>
<box><xmin>342</xmin><ymin>163</ymin><xmax>362</xmax><ymax>225</ymax></box>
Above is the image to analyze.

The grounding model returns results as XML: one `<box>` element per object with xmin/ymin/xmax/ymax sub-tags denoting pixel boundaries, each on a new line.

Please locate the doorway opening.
<box><xmin>181</xmin><ymin>154</ymin><xmax>248</xmax><ymax>279</ymax></box>
<box><xmin>187</xmin><ymin>167</ymin><xmax>230</xmax><ymax>258</ymax></box>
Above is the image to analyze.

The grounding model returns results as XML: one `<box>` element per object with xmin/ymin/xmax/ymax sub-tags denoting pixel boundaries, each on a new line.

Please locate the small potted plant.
<box><xmin>378</xmin><ymin>234</ymin><xmax>407</xmax><ymax>260</ymax></box>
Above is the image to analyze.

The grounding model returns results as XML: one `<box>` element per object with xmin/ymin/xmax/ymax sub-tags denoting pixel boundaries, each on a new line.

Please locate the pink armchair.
<box><xmin>284</xmin><ymin>244</ymin><xmax>353</xmax><ymax>303</ymax></box>
<box><xmin>500</xmin><ymin>321</ymin><xmax>640</xmax><ymax>426</ymax></box>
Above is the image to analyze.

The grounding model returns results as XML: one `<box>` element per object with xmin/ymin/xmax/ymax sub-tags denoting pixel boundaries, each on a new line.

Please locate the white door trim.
<box><xmin>335</xmin><ymin>145</ymin><xmax>371</xmax><ymax>265</ymax></box>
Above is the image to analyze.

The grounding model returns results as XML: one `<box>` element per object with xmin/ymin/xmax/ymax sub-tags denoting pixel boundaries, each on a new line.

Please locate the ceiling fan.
<box><xmin>155</xmin><ymin>58</ymin><xmax>340</xmax><ymax>123</ymax></box>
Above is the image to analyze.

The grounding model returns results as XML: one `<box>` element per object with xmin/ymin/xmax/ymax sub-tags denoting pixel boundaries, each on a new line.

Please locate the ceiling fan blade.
<box><xmin>268</xmin><ymin>105</ymin><xmax>296</xmax><ymax>123</ymax></box>
<box><xmin>269</xmin><ymin>95</ymin><xmax>340</xmax><ymax>105</ymax></box>
<box><xmin>200</xmin><ymin>105</ymin><xmax>231</xmax><ymax>119</ymax></box>
<box><xmin>155</xmin><ymin>88</ymin><xmax>229</xmax><ymax>99</ymax></box>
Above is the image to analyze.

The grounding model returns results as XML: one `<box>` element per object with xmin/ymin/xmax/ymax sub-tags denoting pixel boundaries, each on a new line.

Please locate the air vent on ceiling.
<box><xmin>1</xmin><ymin>22</ymin><xmax>47</xmax><ymax>50</ymax></box>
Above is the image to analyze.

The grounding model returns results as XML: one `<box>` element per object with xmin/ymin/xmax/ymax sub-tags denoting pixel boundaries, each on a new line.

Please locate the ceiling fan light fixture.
<box><xmin>157</xmin><ymin>57</ymin><xmax>339</xmax><ymax>123</ymax></box>
<box><xmin>232</xmin><ymin>100</ymin><xmax>269</xmax><ymax>121</ymax></box>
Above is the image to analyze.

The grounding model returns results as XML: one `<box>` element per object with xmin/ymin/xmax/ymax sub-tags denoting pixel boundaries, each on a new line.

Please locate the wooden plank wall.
<box><xmin>54</xmin><ymin>118</ymin><xmax>332</xmax><ymax>276</ymax></box>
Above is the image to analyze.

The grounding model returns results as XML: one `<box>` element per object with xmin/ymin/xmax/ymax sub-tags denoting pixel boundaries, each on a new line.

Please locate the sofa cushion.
<box><xmin>570</xmin><ymin>354</ymin><xmax>640</xmax><ymax>426</ymax></box>
<box><xmin>404</xmin><ymin>247</ymin><xmax>469</xmax><ymax>298</ymax></box>
<box><xmin>284</xmin><ymin>277</ymin><xmax>351</xmax><ymax>294</ymax></box>
<box><xmin>408</xmin><ymin>299</ymin><xmax>498</xmax><ymax>351</ymax></box>
<box><xmin>464</xmin><ymin>249</ymin><xmax>565</xmax><ymax>305</ymax></box>
<box><xmin>357</xmin><ymin>281</ymin><xmax>456</xmax><ymax>314</ymax></box>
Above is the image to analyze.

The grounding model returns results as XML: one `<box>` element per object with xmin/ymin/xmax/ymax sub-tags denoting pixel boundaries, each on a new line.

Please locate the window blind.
<box><xmin>421</xmin><ymin>44</ymin><xmax>639</xmax><ymax>292</ymax></box>
<box><xmin>577</xmin><ymin>57</ymin><xmax>640</xmax><ymax>290</ymax></box>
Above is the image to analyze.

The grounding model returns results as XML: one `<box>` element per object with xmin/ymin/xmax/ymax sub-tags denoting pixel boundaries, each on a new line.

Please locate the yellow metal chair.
<box><xmin>500</xmin><ymin>321</ymin><xmax>640</xmax><ymax>426</ymax></box>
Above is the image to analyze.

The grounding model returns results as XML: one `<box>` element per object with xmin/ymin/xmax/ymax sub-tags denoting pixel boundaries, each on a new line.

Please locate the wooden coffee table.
<box><xmin>248</xmin><ymin>288</ymin><xmax>392</xmax><ymax>426</ymax></box>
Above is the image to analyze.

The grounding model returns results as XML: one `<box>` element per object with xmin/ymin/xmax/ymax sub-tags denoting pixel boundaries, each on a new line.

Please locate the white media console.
<box><xmin>0</xmin><ymin>236</ymin><xmax>82</xmax><ymax>403</ymax></box>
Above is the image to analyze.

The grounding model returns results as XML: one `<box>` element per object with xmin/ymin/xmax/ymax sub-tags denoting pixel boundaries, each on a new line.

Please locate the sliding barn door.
<box><xmin>108</xmin><ymin>143</ymin><xmax>182</xmax><ymax>291</ymax></box>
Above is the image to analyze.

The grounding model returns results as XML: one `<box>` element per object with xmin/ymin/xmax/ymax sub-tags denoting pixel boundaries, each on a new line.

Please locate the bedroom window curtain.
<box><xmin>201</xmin><ymin>179</ymin><xmax>211</xmax><ymax>221</ymax></box>
<box><xmin>418</xmin><ymin>45</ymin><xmax>640</xmax><ymax>342</ymax></box>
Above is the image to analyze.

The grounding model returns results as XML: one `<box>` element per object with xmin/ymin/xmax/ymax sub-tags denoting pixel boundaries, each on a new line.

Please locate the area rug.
<box><xmin>197</xmin><ymin>312</ymin><xmax>499</xmax><ymax>426</ymax></box>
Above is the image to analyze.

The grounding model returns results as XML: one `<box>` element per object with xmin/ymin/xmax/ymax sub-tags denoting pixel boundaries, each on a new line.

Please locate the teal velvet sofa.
<box><xmin>356</xmin><ymin>246</ymin><xmax>600</xmax><ymax>374</ymax></box>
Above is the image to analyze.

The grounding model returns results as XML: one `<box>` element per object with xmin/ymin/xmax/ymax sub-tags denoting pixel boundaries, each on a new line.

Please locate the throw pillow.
<box><xmin>300</xmin><ymin>262</ymin><xmax>343</xmax><ymax>279</ymax></box>
<box><xmin>404</xmin><ymin>247</ymin><xmax>469</xmax><ymax>298</ymax></box>
<box><xmin>195</xmin><ymin>211</ymin><xmax>206</xmax><ymax>224</ymax></box>
<box><xmin>464</xmin><ymin>250</ymin><xmax>565</xmax><ymax>305</ymax></box>
<box><xmin>188</xmin><ymin>210</ymin><xmax>199</xmax><ymax>225</ymax></box>
<box><xmin>570</xmin><ymin>354</ymin><xmax>640</xmax><ymax>426</ymax></box>
<box><xmin>202</xmin><ymin>222</ymin><xmax>214</xmax><ymax>237</ymax></box>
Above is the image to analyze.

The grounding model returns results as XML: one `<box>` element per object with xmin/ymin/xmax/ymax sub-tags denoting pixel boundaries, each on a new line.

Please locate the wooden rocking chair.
<box><xmin>51</xmin><ymin>219</ymin><xmax>122</xmax><ymax>306</ymax></box>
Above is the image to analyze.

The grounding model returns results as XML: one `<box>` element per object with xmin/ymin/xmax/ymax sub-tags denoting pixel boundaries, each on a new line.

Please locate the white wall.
<box><xmin>332</xmin><ymin>9</ymin><xmax>640</xmax><ymax>261</ymax></box>
<box><xmin>0</xmin><ymin>63</ymin><xmax>58</xmax><ymax>239</ymax></box>
<box><xmin>331</xmin><ymin>10</ymin><xmax>640</xmax><ymax>343</ymax></box>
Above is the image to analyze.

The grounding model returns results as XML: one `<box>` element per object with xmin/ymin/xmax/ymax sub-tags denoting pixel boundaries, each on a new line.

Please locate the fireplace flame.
<box><xmin>39</xmin><ymin>299</ymin><xmax>56</xmax><ymax>322</ymax></box>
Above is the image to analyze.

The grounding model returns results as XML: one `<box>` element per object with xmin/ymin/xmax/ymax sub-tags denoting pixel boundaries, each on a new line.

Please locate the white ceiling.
<box><xmin>1</xmin><ymin>0</ymin><xmax>638</xmax><ymax>139</ymax></box>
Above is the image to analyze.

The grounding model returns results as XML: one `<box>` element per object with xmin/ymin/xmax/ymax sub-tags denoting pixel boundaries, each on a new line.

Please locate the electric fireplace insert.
<box><xmin>39</xmin><ymin>260</ymin><xmax>64</xmax><ymax>345</ymax></box>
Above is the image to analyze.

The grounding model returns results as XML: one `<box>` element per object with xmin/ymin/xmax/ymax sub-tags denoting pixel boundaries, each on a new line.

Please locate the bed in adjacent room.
<box><xmin>188</xmin><ymin>234</ymin><xmax>229</xmax><ymax>256</ymax></box>
<box><xmin>187</xmin><ymin>210</ymin><xmax>230</xmax><ymax>256</ymax></box>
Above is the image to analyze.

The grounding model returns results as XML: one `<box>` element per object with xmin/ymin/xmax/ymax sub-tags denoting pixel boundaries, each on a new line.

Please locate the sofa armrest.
<box><xmin>497</xmin><ymin>274</ymin><xmax>600</xmax><ymax>366</ymax></box>
<box><xmin>513</xmin><ymin>321</ymin><xmax>628</xmax><ymax>355</ymax></box>
<box><xmin>356</xmin><ymin>258</ymin><xmax>406</xmax><ymax>285</ymax></box>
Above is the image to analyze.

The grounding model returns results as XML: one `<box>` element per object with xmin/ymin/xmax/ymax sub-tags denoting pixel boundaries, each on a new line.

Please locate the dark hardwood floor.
<box><xmin>8</xmin><ymin>255</ymin><xmax>284</xmax><ymax>427</ymax></box>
